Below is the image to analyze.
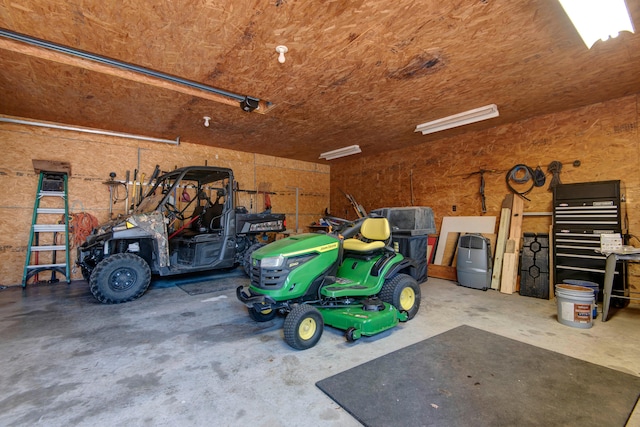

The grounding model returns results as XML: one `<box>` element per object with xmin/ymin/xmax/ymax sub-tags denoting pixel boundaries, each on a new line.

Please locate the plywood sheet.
<box><xmin>434</xmin><ymin>216</ymin><xmax>496</xmax><ymax>265</ymax></box>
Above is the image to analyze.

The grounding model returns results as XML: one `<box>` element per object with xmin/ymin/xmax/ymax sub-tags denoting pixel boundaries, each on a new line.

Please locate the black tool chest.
<box><xmin>553</xmin><ymin>180</ymin><xmax>627</xmax><ymax>303</ymax></box>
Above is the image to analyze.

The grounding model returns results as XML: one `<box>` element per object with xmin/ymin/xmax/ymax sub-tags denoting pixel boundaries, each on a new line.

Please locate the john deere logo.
<box><xmin>253</xmin><ymin>259</ymin><xmax>258</xmax><ymax>266</ymax></box>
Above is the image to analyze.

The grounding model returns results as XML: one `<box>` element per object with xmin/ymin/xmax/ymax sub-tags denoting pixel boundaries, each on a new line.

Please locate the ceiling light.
<box><xmin>414</xmin><ymin>104</ymin><xmax>499</xmax><ymax>135</ymax></box>
<box><xmin>319</xmin><ymin>145</ymin><xmax>362</xmax><ymax>160</ymax></box>
<box><xmin>275</xmin><ymin>45</ymin><xmax>288</xmax><ymax>64</ymax></box>
<box><xmin>558</xmin><ymin>0</ymin><xmax>635</xmax><ymax>49</ymax></box>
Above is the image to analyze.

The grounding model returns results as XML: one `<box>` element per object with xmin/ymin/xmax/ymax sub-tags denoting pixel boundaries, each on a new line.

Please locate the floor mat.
<box><xmin>152</xmin><ymin>268</ymin><xmax>247</xmax><ymax>296</ymax></box>
<box><xmin>316</xmin><ymin>325</ymin><xmax>640</xmax><ymax>427</ymax></box>
<box><xmin>176</xmin><ymin>279</ymin><xmax>242</xmax><ymax>296</ymax></box>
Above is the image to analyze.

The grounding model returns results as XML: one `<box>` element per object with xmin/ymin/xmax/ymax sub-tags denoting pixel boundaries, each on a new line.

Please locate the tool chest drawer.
<box><xmin>552</xmin><ymin>180</ymin><xmax>627</xmax><ymax>302</ymax></box>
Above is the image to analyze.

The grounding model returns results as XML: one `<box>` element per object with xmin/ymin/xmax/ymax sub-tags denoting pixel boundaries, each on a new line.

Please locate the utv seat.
<box><xmin>190</xmin><ymin>188</ymin><xmax>224</xmax><ymax>232</ymax></box>
<box><xmin>342</xmin><ymin>217</ymin><xmax>391</xmax><ymax>253</ymax></box>
<box><xmin>191</xmin><ymin>205</ymin><xmax>206</xmax><ymax>230</ymax></box>
<box><xmin>203</xmin><ymin>202</ymin><xmax>223</xmax><ymax>230</ymax></box>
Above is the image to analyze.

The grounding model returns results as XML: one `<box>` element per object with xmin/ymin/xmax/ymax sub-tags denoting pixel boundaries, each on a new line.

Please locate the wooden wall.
<box><xmin>0</xmin><ymin>122</ymin><xmax>330</xmax><ymax>287</ymax></box>
<box><xmin>3</xmin><ymin>94</ymin><xmax>639</xmax><ymax>291</ymax></box>
<box><xmin>331</xmin><ymin>94</ymin><xmax>640</xmax><ymax>293</ymax></box>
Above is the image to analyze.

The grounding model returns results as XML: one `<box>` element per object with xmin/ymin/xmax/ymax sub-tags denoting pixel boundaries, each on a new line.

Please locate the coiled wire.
<box><xmin>506</xmin><ymin>164</ymin><xmax>535</xmax><ymax>201</ymax></box>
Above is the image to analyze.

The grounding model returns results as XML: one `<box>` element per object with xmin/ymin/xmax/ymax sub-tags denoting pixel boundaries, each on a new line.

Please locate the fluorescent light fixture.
<box><xmin>319</xmin><ymin>144</ymin><xmax>362</xmax><ymax>160</ymax></box>
<box><xmin>414</xmin><ymin>104</ymin><xmax>499</xmax><ymax>135</ymax></box>
<box><xmin>559</xmin><ymin>0</ymin><xmax>635</xmax><ymax>49</ymax></box>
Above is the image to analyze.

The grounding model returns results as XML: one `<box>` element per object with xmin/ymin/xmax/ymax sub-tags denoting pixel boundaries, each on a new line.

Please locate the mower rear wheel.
<box><xmin>248</xmin><ymin>306</ymin><xmax>276</xmax><ymax>322</ymax></box>
<box><xmin>284</xmin><ymin>304</ymin><xmax>324</xmax><ymax>350</ymax></box>
<box><xmin>380</xmin><ymin>273</ymin><xmax>421</xmax><ymax>320</ymax></box>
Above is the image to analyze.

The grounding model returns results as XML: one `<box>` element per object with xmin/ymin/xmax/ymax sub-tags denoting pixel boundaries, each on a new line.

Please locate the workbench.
<box><xmin>601</xmin><ymin>250</ymin><xmax>640</xmax><ymax>322</ymax></box>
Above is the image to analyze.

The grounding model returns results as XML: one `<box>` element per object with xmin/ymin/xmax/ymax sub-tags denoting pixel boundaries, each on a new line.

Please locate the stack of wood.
<box><xmin>491</xmin><ymin>194</ymin><xmax>524</xmax><ymax>293</ymax></box>
<box><xmin>427</xmin><ymin>195</ymin><xmax>525</xmax><ymax>293</ymax></box>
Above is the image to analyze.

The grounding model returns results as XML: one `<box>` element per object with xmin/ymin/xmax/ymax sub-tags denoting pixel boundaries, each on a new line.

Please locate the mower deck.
<box><xmin>318</xmin><ymin>300</ymin><xmax>407</xmax><ymax>340</ymax></box>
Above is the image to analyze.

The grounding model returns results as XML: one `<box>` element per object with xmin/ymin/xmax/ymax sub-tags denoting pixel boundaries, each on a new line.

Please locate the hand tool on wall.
<box><xmin>340</xmin><ymin>189</ymin><xmax>366</xmax><ymax>218</ymax></box>
<box><xmin>465</xmin><ymin>169</ymin><xmax>499</xmax><ymax>213</ymax></box>
<box><xmin>124</xmin><ymin>170</ymin><xmax>130</xmax><ymax>214</ymax></box>
<box><xmin>138</xmin><ymin>172</ymin><xmax>145</xmax><ymax>204</ymax></box>
<box><xmin>103</xmin><ymin>172</ymin><xmax>117</xmax><ymax>219</ymax></box>
<box><xmin>145</xmin><ymin>165</ymin><xmax>160</xmax><ymax>198</ymax></box>
<box><xmin>132</xmin><ymin>169</ymin><xmax>138</xmax><ymax>208</ymax></box>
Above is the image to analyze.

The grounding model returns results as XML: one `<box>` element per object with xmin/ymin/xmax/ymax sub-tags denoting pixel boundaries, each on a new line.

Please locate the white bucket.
<box><xmin>555</xmin><ymin>284</ymin><xmax>595</xmax><ymax>329</ymax></box>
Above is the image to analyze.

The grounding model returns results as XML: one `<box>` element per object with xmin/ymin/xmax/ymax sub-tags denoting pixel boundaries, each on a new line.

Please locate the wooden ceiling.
<box><xmin>1</xmin><ymin>0</ymin><xmax>640</xmax><ymax>163</ymax></box>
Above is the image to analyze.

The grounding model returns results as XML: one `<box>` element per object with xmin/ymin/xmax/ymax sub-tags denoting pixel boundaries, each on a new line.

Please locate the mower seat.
<box><xmin>343</xmin><ymin>217</ymin><xmax>390</xmax><ymax>253</ymax></box>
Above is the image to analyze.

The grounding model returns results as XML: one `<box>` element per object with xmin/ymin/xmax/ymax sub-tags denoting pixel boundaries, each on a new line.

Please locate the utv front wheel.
<box><xmin>242</xmin><ymin>243</ymin><xmax>265</xmax><ymax>276</ymax></box>
<box><xmin>89</xmin><ymin>253</ymin><xmax>151</xmax><ymax>304</ymax></box>
<box><xmin>81</xmin><ymin>266</ymin><xmax>92</xmax><ymax>282</ymax></box>
<box><xmin>380</xmin><ymin>273</ymin><xmax>421</xmax><ymax>320</ymax></box>
<box><xmin>284</xmin><ymin>305</ymin><xmax>324</xmax><ymax>350</ymax></box>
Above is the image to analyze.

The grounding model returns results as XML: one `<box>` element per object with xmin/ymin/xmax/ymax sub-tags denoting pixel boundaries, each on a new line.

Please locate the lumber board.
<box><xmin>509</xmin><ymin>195</ymin><xmax>524</xmax><ymax>253</ymax></box>
<box><xmin>427</xmin><ymin>264</ymin><xmax>458</xmax><ymax>281</ymax></box>
<box><xmin>490</xmin><ymin>206</ymin><xmax>512</xmax><ymax>290</ymax></box>
<box><xmin>32</xmin><ymin>159</ymin><xmax>72</xmax><ymax>176</ymax></box>
<box><xmin>509</xmin><ymin>196</ymin><xmax>524</xmax><ymax>292</ymax></box>
<box><xmin>441</xmin><ymin>232</ymin><xmax>460</xmax><ymax>266</ymax></box>
<box><xmin>500</xmin><ymin>239</ymin><xmax>517</xmax><ymax>294</ymax></box>
<box><xmin>500</xmin><ymin>252</ymin><xmax>517</xmax><ymax>294</ymax></box>
<box><xmin>549</xmin><ymin>224</ymin><xmax>555</xmax><ymax>300</ymax></box>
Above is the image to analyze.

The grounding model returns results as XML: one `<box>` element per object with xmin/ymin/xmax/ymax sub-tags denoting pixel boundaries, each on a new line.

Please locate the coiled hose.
<box><xmin>506</xmin><ymin>164</ymin><xmax>535</xmax><ymax>201</ymax></box>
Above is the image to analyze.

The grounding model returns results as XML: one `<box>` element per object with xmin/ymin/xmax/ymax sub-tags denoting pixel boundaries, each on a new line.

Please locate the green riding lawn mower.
<box><xmin>237</xmin><ymin>216</ymin><xmax>425</xmax><ymax>350</ymax></box>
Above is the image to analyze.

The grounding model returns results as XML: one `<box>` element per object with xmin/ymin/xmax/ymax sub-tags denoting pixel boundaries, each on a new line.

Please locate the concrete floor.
<box><xmin>1</xmin><ymin>272</ymin><xmax>639</xmax><ymax>427</ymax></box>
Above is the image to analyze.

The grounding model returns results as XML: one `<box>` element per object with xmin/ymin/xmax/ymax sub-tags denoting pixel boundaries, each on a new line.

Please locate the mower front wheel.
<box><xmin>248</xmin><ymin>306</ymin><xmax>276</xmax><ymax>322</ymax></box>
<box><xmin>380</xmin><ymin>273</ymin><xmax>421</xmax><ymax>320</ymax></box>
<box><xmin>284</xmin><ymin>304</ymin><xmax>324</xmax><ymax>350</ymax></box>
<box><xmin>345</xmin><ymin>327</ymin><xmax>359</xmax><ymax>343</ymax></box>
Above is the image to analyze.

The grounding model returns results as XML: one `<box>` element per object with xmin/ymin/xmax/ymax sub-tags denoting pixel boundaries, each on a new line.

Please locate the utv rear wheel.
<box><xmin>89</xmin><ymin>253</ymin><xmax>151</xmax><ymax>304</ymax></box>
<box><xmin>248</xmin><ymin>306</ymin><xmax>276</xmax><ymax>322</ymax></box>
<box><xmin>380</xmin><ymin>273</ymin><xmax>421</xmax><ymax>320</ymax></box>
<box><xmin>242</xmin><ymin>243</ymin><xmax>265</xmax><ymax>276</ymax></box>
<box><xmin>284</xmin><ymin>305</ymin><xmax>324</xmax><ymax>350</ymax></box>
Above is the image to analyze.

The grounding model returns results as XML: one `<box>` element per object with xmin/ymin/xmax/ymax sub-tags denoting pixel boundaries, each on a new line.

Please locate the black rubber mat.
<box><xmin>316</xmin><ymin>325</ymin><xmax>640</xmax><ymax>427</ymax></box>
<box><xmin>151</xmin><ymin>268</ymin><xmax>247</xmax><ymax>295</ymax></box>
<box><xmin>176</xmin><ymin>280</ymin><xmax>240</xmax><ymax>296</ymax></box>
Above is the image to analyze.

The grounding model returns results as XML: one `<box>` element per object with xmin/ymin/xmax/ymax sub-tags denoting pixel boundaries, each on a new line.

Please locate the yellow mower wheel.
<box><xmin>380</xmin><ymin>273</ymin><xmax>421</xmax><ymax>320</ymax></box>
<box><xmin>284</xmin><ymin>304</ymin><xmax>324</xmax><ymax>350</ymax></box>
<box><xmin>399</xmin><ymin>286</ymin><xmax>416</xmax><ymax>311</ymax></box>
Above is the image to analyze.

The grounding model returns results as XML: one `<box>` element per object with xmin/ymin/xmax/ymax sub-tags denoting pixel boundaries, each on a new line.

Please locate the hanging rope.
<box><xmin>67</xmin><ymin>212</ymin><xmax>99</xmax><ymax>248</ymax></box>
<box><xmin>506</xmin><ymin>164</ymin><xmax>535</xmax><ymax>201</ymax></box>
<box><xmin>547</xmin><ymin>161</ymin><xmax>562</xmax><ymax>191</ymax></box>
<box><xmin>533</xmin><ymin>166</ymin><xmax>546</xmax><ymax>187</ymax></box>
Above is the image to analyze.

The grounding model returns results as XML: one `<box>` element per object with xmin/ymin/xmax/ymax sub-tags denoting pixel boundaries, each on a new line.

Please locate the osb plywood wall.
<box><xmin>0</xmin><ymin>123</ymin><xmax>329</xmax><ymax>286</ymax></box>
<box><xmin>332</xmin><ymin>95</ymin><xmax>640</xmax><ymax>293</ymax></box>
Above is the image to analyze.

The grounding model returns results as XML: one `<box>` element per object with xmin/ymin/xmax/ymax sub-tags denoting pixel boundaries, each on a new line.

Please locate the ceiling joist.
<box><xmin>0</xmin><ymin>29</ymin><xmax>275</xmax><ymax>114</ymax></box>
